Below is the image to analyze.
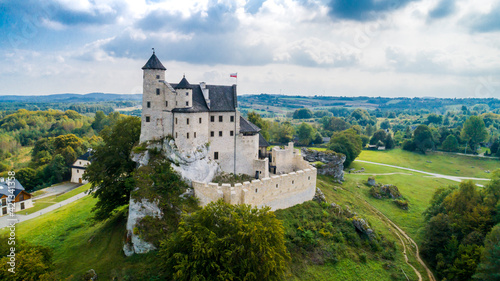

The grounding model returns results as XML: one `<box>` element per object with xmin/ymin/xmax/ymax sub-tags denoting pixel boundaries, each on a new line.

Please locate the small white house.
<box><xmin>71</xmin><ymin>151</ymin><xmax>91</xmax><ymax>184</ymax></box>
<box><xmin>0</xmin><ymin>178</ymin><xmax>33</xmax><ymax>216</ymax></box>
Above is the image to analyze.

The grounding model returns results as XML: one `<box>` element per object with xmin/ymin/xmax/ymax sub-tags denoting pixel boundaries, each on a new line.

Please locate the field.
<box><xmin>18</xmin><ymin>184</ymin><xmax>90</xmax><ymax>215</ymax></box>
<box><xmin>357</xmin><ymin>149</ymin><xmax>499</xmax><ymax>178</ymax></box>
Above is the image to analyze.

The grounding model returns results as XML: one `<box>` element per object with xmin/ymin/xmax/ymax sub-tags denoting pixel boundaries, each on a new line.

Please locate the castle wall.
<box><xmin>234</xmin><ymin>133</ymin><xmax>259</xmax><ymax>176</ymax></box>
<box><xmin>208</xmin><ymin>111</ymin><xmax>239</xmax><ymax>174</ymax></box>
<box><xmin>192</xmin><ymin>167</ymin><xmax>317</xmax><ymax>211</ymax></box>
<box><xmin>173</xmin><ymin>112</ymin><xmax>210</xmax><ymax>152</ymax></box>
<box><xmin>271</xmin><ymin>142</ymin><xmax>309</xmax><ymax>174</ymax></box>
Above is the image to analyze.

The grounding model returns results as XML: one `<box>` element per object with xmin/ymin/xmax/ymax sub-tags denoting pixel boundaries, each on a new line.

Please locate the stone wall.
<box><xmin>193</xmin><ymin>166</ymin><xmax>317</xmax><ymax>211</ymax></box>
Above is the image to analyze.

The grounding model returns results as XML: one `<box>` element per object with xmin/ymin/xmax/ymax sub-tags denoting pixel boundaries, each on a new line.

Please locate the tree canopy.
<box><xmin>84</xmin><ymin>116</ymin><xmax>141</xmax><ymax>221</ymax></box>
<box><xmin>328</xmin><ymin>128</ymin><xmax>362</xmax><ymax>167</ymax></box>
<box><xmin>159</xmin><ymin>200</ymin><xmax>290</xmax><ymax>281</ymax></box>
<box><xmin>461</xmin><ymin>116</ymin><xmax>488</xmax><ymax>151</ymax></box>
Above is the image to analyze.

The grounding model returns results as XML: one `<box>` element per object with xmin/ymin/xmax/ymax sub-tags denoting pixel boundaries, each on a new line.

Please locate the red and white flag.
<box><xmin>230</xmin><ymin>73</ymin><xmax>237</xmax><ymax>78</ymax></box>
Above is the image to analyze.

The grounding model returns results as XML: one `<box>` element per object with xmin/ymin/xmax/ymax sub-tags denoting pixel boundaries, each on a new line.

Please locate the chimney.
<box><xmin>200</xmin><ymin>82</ymin><xmax>210</xmax><ymax>109</ymax></box>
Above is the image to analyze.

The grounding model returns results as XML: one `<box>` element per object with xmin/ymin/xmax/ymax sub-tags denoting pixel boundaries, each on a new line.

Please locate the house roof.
<box><xmin>142</xmin><ymin>53</ymin><xmax>166</xmax><ymax>70</ymax></box>
<box><xmin>174</xmin><ymin>76</ymin><xmax>192</xmax><ymax>89</ymax></box>
<box><xmin>77</xmin><ymin>151</ymin><xmax>91</xmax><ymax>161</ymax></box>
<box><xmin>259</xmin><ymin>133</ymin><xmax>270</xmax><ymax>147</ymax></box>
<box><xmin>0</xmin><ymin>179</ymin><xmax>26</xmax><ymax>197</ymax></box>
<box><xmin>240</xmin><ymin>116</ymin><xmax>261</xmax><ymax>134</ymax></box>
<box><xmin>171</xmin><ymin>83</ymin><xmax>237</xmax><ymax>113</ymax></box>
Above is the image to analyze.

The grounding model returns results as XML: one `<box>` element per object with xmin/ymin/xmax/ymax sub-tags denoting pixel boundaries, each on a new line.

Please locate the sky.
<box><xmin>0</xmin><ymin>0</ymin><xmax>499</xmax><ymax>98</ymax></box>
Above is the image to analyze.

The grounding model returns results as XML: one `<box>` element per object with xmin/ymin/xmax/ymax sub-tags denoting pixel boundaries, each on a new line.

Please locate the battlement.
<box><xmin>193</xmin><ymin>166</ymin><xmax>317</xmax><ymax>211</ymax></box>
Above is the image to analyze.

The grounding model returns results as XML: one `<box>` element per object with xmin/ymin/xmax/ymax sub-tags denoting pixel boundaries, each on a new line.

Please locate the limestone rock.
<box><xmin>301</xmin><ymin>148</ymin><xmax>345</xmax><ymax>181</ymax></box>
<box><xmin>313</xmin><ymin>187</ymin><xmax>327</xmax><ymax>204</ymax></box>
<box><xmin>367</xmin><ymin>177</ymin><xmax>376</xmax><ymax>186</ymax></box>
<box><xmin>352</xmin><ymin>217</ymin><xmax>375</xmax><ymax>239</ymax></box>
<box><xmin>124</xmin><ymin>198</ymin><xmax>163</xmax><ymax>256</ymax></box>
<box><xmin>370</xmin><ymin>184</ymin><xmax>402</xmax><ymax>199</ymax></box>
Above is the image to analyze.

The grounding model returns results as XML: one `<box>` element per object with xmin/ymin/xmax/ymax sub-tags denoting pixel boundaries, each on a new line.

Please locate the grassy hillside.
<box><xmin>357</xmin><ymin>149</ymin><xmax>499</xmax><ymax>178</ymax></box>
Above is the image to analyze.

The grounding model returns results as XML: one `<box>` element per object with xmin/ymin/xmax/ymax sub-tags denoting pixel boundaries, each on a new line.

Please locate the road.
<box><xmin>0</xmin><ymin>191</ymin><xmax>89</xmax><ymax>229</ymax></box>
<box><xmin>33</xmin><ymin>182</ymin><xmax>81</xmax><ymax>199</ymax></box>
<box><xmin>354</xmin><ymin>160</ymin><xmax>491</xmax><ymax>186</ymax></box>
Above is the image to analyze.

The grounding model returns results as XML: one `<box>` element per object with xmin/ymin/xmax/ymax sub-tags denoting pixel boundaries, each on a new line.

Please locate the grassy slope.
<box><xmin>357</xmin><ymin>149</ymin><xmax>499</xmax><ymax>178</ymax></box>
<box><xmin>2</xmin><ymin>196</ymin><xmax>158</xmax><ymax>280</ymax></box>
<box><xmin>19</xmin><ymin>184</ymin><xmax>90</xmax><ymax>215</ymax></box>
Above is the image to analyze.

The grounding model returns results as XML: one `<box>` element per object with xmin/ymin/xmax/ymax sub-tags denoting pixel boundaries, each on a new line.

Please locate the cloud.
<box><xmin>136</xmin><ymin>2</ymin><xmax>239</xmax><ymax>34</ymax></box>
<box><xmin>327</xmin><ymin>0</ymin><xmax>419</xmax><ymax>21</ymax></box>
<box><xmin>428</xmin><ymin>0</ymin><xmax>457</xmax><ymax>20</ymax></box>
<box><xmin>464</xmin><ymin>4</ymin><xmax>500</xmax><ymax>32</ymax></box>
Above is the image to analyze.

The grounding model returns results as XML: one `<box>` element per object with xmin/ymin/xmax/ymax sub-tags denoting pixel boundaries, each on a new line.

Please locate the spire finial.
<box><xmin>152</xmin><ymin>47</ymin><xmax>155</xmax><ymax>54</ymax></box>
<box><xmin>183</xmin><ymin>73</ymin><xmax>185</xmax><ymax>78</ymax></box>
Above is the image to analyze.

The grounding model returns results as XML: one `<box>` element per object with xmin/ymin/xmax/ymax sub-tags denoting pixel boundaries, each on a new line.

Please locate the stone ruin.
<box><xmin>301</xmin><ymin>148</ymin><xmax>346</xmax><ymax>182</ymax></box>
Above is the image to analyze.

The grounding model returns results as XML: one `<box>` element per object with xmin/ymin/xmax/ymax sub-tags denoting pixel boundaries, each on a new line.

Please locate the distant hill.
<box><xmin>0</xmin><ymin>93</ymin><xmax>142</xmax><ymax>103</ymax></box>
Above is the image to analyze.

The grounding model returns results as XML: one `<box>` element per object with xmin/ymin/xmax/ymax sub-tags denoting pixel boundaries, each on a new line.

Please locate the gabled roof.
<box><xmin>0</xmin><ymin>179</ymin><xmax>26</xmax><ymax>197</ymax></box>
<box><xmin>259</xmin><ymin>133</ymin><xmax>270</xmax><ymax>147</ymax></box>
<box><xmin>77</xmin><ymin>151</ymin><xmax>91</xmax><ymax>161</ymax></box>
<box><xmin>240</xmin><ymin>116</ymin><xmax>261</xmax><ymax>134</ymax></box>
<box><xmin>175</xmin><ymin>76</ymin><xmax>192</xmax><ymax>89</ymax></box>
<box><xmin>171</xmin><ymin>83</ymin><xmax>237</xmax><ymax>113</ymax></box>
<box><xmin>142</xmin><ymin>53</ymin><xmax>166</xmax><ymax>70</ymax></box>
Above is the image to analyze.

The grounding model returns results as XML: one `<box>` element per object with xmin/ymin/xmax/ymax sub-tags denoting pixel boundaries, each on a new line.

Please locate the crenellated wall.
<box><xmin>193</xmin><ymin>166</ymin><xmax>317</xmax><ymax>211</ymax></box>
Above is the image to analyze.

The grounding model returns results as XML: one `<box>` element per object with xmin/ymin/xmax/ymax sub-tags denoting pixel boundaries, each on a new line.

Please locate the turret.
<box><xmin>140</xmin><ymin>49</ymin><xmax>167</xmax><ymax>142</ymax></box>
<box><xmin>175</xmin><ymin>75</ymin><xmax>193</xmax><ymax>108</ymax></box>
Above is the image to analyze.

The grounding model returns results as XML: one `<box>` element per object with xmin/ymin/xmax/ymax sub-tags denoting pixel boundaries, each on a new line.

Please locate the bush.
<box><xmin>402</xmin><ymin>139</ymin><xmax>416</xmax><ymax>151</ymax></box>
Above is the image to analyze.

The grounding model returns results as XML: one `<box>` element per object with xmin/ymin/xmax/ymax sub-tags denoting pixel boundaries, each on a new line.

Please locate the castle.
<box><xmin>139</xmin><ymin>51</ymin><xmax>317</xmax><ymax>210</ymax></box>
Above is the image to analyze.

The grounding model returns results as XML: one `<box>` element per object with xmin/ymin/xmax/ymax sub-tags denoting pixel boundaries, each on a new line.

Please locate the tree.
<box><xmin>270</xmin><ymin>122</ymin><xmax>294</xmax><ymax>144</ymax></box>
<box><xmin>159</xmin><ymin>200</ymin><xmax>290</xmax><ymax>281</ymax></box>
<box><xmin>16</xmin><ymin>167</ymin><xmax>37</xmax><ymax>191</ymax></box>
<box><xmin>461</xmin><ymin>116</ymin><xmax>488</xmax><ymax>152</ymax></box>
<box><xmin>413</xmin><ymin>125</ymin><xmax>434</xmax><ymax>154</ymax></box>
<box><xmin>350</xmin><ymin>108</ymin><xmax>373</xmax><ymax>126</ymax></box>
<box><xmin>380</xmin><ymin>120</ymin><xmax>391</xmax><ymax>130</ymax></box>
<box><xmin>473</xmin><ymin>224</ymin><xmax>500</xmax><ymax>281</ymax></box>
<box><xmin>442</xmin><ymin>135</ymin><xmax>459</xmax><ymax>152</ymax></box>
<box><xmin>369</xmin><ymin>129</ymin><xmax>387</xmax><ymax>146</ymax></box>
<box><xmin>385</xmin><ymin>133</ymin><xmax>395</xmax><ymax>149</ymax></box>
<box><xmin>328</xmin><ymin>128</ymin><xmax>362</xmax><ymax>167</ymax></box>
<box><xmin>292</xmin><ymin>108</ymin><xmax>313</xmax><ymax>119</ymax></box>
<box><xmin>427</xmin><ymin>114</ymin><xmax>443</xmax><ymax>125</ymax></box>
<box><xmin>84</xmin><ymin>116</ymin><xmax>141</xmax><ymax>221</ymax></box>
<box><xmin>296</xmin><ymin>123</ymin><xmax>315</xmax><ymax>146</ymax></box>
<box><xmin>325</xmin><ymin>117</ymin><xmax>350</xmax><ymax>132</ymax></box>
<box><xmin>248</xmin><ymin>111</ymin><xmax>271</xmax><ymax>141</ymax></box>
<box><xmin>0</xmin><ymin>241</ymin><xmax>54</xmax><ymax>280</ymax></box>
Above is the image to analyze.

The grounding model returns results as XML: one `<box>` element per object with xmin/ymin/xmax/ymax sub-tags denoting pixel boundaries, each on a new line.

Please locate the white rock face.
<box><xmin>162</xmin><ymin>139</ymin><xmax>219</xmax><ymax>184</ymax></box>
<box><xmin>123</xmin><ymin>198</ymin><xmax>163</xmax><ymax>256</ymax></box>
<box><xmin>124</xmin><ymin>138</ymin><xmax>218</xmax><ymax>256</ymax></box>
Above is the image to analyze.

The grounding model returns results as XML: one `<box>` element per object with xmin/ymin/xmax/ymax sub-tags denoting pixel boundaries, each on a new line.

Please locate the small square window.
<box><xmin>292</xmin><ymin>180</ymin><xmax>295</xmax><ymax>184</ymax></box>
<box><xmin>211</xmin><ymin>116</ymin><xmax>215</xmax><ymax>122</ymax></box>
<box><xmin>199</xmin><ymin>118</ymin><xmax>202</xmax><ymax>124</ymax></box>
<box><xmin>194</xmin><ymin>132</ymin><xmax>197</xmax><ymax>138</ymax></box>
<box><xmin>176</xmin><ymin>132</ymin><xmax>178</xmax><ymax>138</ymax></box>
<box><xmin>214</xmin><ymin>152</ymin><xmax>219</xmax><ymax>160</ymax></box>
<box><xmin>145</xmin><ymin>116</ymin><xmax>150</xmax><ymax>122</ymax></box>
<box><xmin>187</xmin><ymin>133</ymin><xmax>189</xmax><ymax>139</ymax></box>
<box><xmin>219</xmin><ymin>131</ymin><xmax>222</xmax><ymax>137</ymax></box>
<box><xmin>147</xmin><ymin>101</ymin><xmax>151</xmax><ymax>108</ymax></box>
<box><xmin>230</xmin><ymin>116</ymin><xmax>234</xmax><ymax>122</ymax></box>
<box><xmin>175</xmin><ymin>118</ymin><xmax>178</xmax><ymax>124</ymax></box>
<box><xmin>176</xmin><ymin>101</ymin><xmax>178</xmax><ymax>106</ymax></box>
<box><xmin>255</xmin><ymin>188</ymin><xmax>258</xmax><ymax>193</ymax></box>
<box><xmin>77</xmin><ymin>170</ymin><xmax>79</xmax><ymax>173</ymax></box>
<box><xmin>186</xmin><ymin>101</ymin><xmax>189</xmax><ymax>106</ymax></box>
<box><xmin>187</xmin><ymin>118</ymin><xmax>190</xmax><ymax>125</ymax></box>
<box><xmin>276</xmin><ymin>184</ymin><xmax>278</xmax><ymax>188</ymax></box>
<box><xmin>186</xmin><ymin>92</ymin><xmax>189</xmax><ymax>96</ymax></box>
<box><xmin>211</xmin><ymin>131</ymin><xmax>214</xmax><ymax>137</ymax></box>
<box><xmin>165</xmin><ymin>101</ymin><xmax>168</xmax><ymax>107</ymax></box>
<box><xmin>219</xmin><ymin>116</ymin><xmax>223</xmax><ymax>122</ymax></box>
<box><xmin>230</xmin><ymin>130</ymin><xmax>234</xmax><ymax>136</ymax></box>
<box><xmin>156</xmin><ymin>75</ymin><xmax>160</xmax><ymax>79</ymax></box>
<box><xmin>156</xmin><ymin>88</ymin><xmax>160</xmax><ymax>95</ymax></box>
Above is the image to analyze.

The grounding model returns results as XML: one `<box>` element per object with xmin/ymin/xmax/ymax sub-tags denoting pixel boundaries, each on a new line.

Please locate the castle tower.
<box><xmin>140</xmin><ymin>50</ymin><xmax>167</xmax><ymax>142</ymax></box>
<box><xmin>174</xmin><ymin>75</ymin><xmax>193</xmax><ymax>108</ymax></box>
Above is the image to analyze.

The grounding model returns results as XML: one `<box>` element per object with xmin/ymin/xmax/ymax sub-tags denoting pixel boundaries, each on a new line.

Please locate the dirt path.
<box><xmin>360</xmin><ymin>198</ymin><xmax>436</xmax><ymax>281</ymax></box>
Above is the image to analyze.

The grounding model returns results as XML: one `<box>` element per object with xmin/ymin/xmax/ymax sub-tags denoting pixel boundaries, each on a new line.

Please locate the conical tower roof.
<box><xmin>175</xmin><ymin>75</ymin><xmax>192</xmax><ymax>89</ymax></box>
<box><xmin>142</xmin><ymin>51</ymin><xmax>166</xmax><ymax>70</ymax></box>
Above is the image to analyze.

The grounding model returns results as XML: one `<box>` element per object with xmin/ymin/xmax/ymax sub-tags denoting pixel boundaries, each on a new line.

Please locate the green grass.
<box><xmin>358</xmin><ymin>148</ymin><xmax>500</xmax><ymax>178</ymax></box>
<box><xmin>20</xmin><ymin>184</ymin><xmax>91</xmax><ymax>215</ymax></box>
<box><xmin>3</xmin><ymin>195</ymin><xmax>159</xmax><ymax>280</ymax></box>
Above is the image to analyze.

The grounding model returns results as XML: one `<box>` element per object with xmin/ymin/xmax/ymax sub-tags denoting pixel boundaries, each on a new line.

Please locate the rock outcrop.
<box><xmin>301</xmin><ymin>148</ymin><xmax>346</xmax><ymax>181</ymax></box>
<box><xmin>352</xmin><ymin>217</ymin><xmax>375</xmax><ymax>239</ymax></box>
<box><xmin>313</xmin><ymin>187</ymin><xmax>327</xmax><ymax>204</ymax></box>
<box><xmin>124</xmin><ymin>138</ymin><xmax>218</xmax><ymax>256</ymax></box>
